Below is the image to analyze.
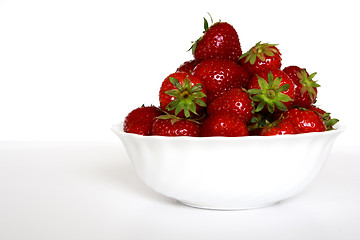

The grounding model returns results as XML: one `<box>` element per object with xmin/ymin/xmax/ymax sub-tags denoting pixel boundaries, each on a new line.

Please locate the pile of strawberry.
<box><xmin>123</xmin><ymin>16</ymin><xmax>339</xmax><ymax>137</ymax></box>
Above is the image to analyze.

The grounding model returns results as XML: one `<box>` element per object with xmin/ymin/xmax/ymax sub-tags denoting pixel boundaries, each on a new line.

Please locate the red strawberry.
<box><xmin>239</xmin><ymin>41</ymin><xmax>281</xmax><ymax>77</ymax></box>
<box><xmin>282</xmin><ymin>107</ymin><xmax>326</xmax><ymax>133</ymax></box>
<box><xmin>247</xmin><ymin>69</ymin><xmax>295</xmax><ymax>113</ymax></box>
<box><xmin>307</xmin><ymin>105</ymin><xmax>326</xmax><ymax>116</ymax></box>
<box><xmin>159</xmin><ymin>72</ymin><xmax>207</xmax><ymax>118</ymax></box>
<box><xmin>283</xmin><ymin>66</ymin><xmax>320</xmax><ymax>108</ymax></box>
<box><xmin>260</xmin><ymin>118</ymin><xmax>298</xmax><ymax>136</ymax></box>
<box><xmin>307</xmin><ymin>105</ymin><xmax>339</xmax><ymax>130</ymax></box>
<box><xmin>193</xmin><ymin>59</ymin><xmax>250</xmax><ymax>103</ymax></box>
<box><xmin>247</xmin><ymin>112</ymin><xmax>274</xmax><ymax>136</ymax></box>
<box><xmin>200</xmin><ymin>112</ymin><xmax>249</xmax><ymax>137</ymax></box>
<box><xmin>190</xmin><ymin>15</ymin><xmax>242</xmax><ymax>62</ymax></box>
<box><xmin>123</xmin><ymin>106</ymin><xmax>163</xmax><ymax>135</ymax></box>
<box><xmin>176</xmin><ymin>60</ymin><xmax>199</xmax><ymax>74</ymax></box>
<box><xmin>152</xmin><ymin>115</ymin><xmax>200</xmax><ymax>137</ymax></box>
<box><xmin>207</xmin><ymin>88</ymin><xmax>254</xmax><ymax>122</ymax></box>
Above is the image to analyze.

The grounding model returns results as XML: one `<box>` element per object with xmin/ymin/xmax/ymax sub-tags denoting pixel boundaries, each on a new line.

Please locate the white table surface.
<box><xmin>0</xmin><ymin>142</ymin><xmax>359</xmax><ymax>240</ymax></box>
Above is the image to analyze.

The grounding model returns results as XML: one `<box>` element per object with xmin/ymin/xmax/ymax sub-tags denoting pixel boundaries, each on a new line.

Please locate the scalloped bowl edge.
<box><xmin>112</xmin><ymin>123</ymin><xmax>344</xmax><ymax>210</ymax></box>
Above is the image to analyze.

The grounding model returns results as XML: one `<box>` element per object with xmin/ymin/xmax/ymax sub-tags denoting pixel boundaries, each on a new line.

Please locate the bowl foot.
<box><xmin>177</xmin><ymin>200</ymin><xmax>279</xmax><ymax>210</ymax></box>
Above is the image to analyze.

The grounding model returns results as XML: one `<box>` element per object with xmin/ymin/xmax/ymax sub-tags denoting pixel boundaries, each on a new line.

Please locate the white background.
<box><xmin>0</xmin><ymin>0</ymin><xmax>358</xmax><ymax>146</ymax></box>
<box><xmin>1</xmin><ymin>2</ymin><xmax>359</xmax><ymax>240</ymax></box>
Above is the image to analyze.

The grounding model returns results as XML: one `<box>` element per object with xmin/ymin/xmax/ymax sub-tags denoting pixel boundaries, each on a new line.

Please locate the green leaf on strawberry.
<box><xmin>248</xmin><ymin>71</ymin><xmax>293</xmax><ymax>113</ymax></box>
<box><xmin>297</xmin><ymin>70</ymin><xmax>320</xmax><ymax>102</ymax></box>
<box><xmin>313</xmin><ymin>109</ymin><xmax>339</xmax><ymax>131</ymax></box>
<box><xmin>164</xmin><ymin>76</ymin><xmax>207</xmax><ymax>118</ymax></box>
<box><xmin>239</xmin><ymin>41</ymin><xmax>279</xmax><ymax>64</ymax></box>
<box><xmin>190</xmin><ymin>13</ymin><xmax>216</xmax><ymax>55</ymax></box>
<box><xmin>156</xmin><ymin>112</ymin><xmax>202</xmax><ymax>126</ymax></box>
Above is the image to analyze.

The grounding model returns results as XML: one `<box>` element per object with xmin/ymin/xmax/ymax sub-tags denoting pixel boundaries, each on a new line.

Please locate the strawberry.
<box><xmin>283</xmin><ymin>66</ymin><xmax>320</xmax><ymax>108</ymax></box>
<box><xmin>239</xmin><ymin>41</ymin><xmax>281</xmax><ymax>77</ymax></box>
<box><xmin>307</xmin><ymin>105</ymin><xmax>339</xmax><ymax>130</ymax></box>
<box><xmin>307</xmin><ymin>105</ymin><xmax>326</xmax><ymax>116</ymax></box>
<box><xmin>159</xmin><ymin>72</ymin><xmax>207</xmax><ymax>118</ymax></box>
<box><xmin>282</xmin><ymin>107</ymin><xmax>326</xmax><ymax>133</ymax></box>
<box><xmin>247</xmin><ymin>69</ymin><xmax>295</xmax><ymax>113</ymax></box>
<box><xmin>152</xmin><ymin>115</ymin><xmax>200</xmax><ymax>137</ymax></box>
<box><xmin>176</xmin><ymin>60</ymin><xmax>199</xmax><ymax>74</ymax></box>
<box><xmin>207</xmin><ymin>88</ymin><xmax>254</xmax><ymax>122</ymax></box>
<box><xmin>200</xmin><ymin>112</ymin><xmax>249</xmax><ymax>137</ymax></box>
<box><xmin>123</xmin><ymin>106</ymin><xmax>163</xmax><ymax>135</ymax></box>
<box><xmin>247</xmin><ymin>112</ymin><xmax>274</xmax><ymax>136</ymax></box>
<box><xmin>260</xmin><ymin>118</ymin><xmax>298</xmax><ymax>136</ymax></box>
<box><xmin>193</xmin><ymin>59</ymin><xmax>250</xmax><ymax>103</ymax></box>
<box><xmin>190</xmin><ymin>15</ymin><xmax>242</xmax><ymax>62</ymax></box>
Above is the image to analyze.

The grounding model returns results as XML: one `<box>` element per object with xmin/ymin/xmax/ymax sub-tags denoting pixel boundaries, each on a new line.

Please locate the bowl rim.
<box><xmin>111</xmin><ymin>123</ymin><xmax>344</xmax><ymax>141</ymax></box>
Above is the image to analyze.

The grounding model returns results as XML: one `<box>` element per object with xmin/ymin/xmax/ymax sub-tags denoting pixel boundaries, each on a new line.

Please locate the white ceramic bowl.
<box><xmin>112</xmin><ymin>124</ymin><xmax>343</xmax><ymax>210</ymax></box>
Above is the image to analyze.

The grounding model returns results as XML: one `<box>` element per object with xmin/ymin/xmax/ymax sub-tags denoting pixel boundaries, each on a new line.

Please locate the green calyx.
<box><xmin>297</xmin><ymin>69</ymin><xmax>320</xmax><ymax>101</ymax></box>
<box><xmin>165</xmin><ymin>76</ymin><xmax>207</xmax><ymax>118</ymax></box>
<box><xmin>203</xmin><ymin>12</ymin><xmax>214</xmax><ymax>32</ymax></box>
<box><xmin>188</xmin><ymin>13</ymin><xmax>220</xmax><ymax>54</ymax></box>
<box><xmin>323</xmin><ymin>113</ymin><xmax>339</xmax><ymax>130</ymax></box>
<box><xmin>239</xmin><ymin>41</ymin><xmax>279</xmax><ymax>64</ymax></box>
<box><xmin>156</xmin><ymin>113</ymin><xmax>201</xmax><ymax>125</ymax></box>
<box><xmin>248</xmin><ymin>71</ymin><xmax>293</xmax><ymax>113</ymax></box>
<box><xmin>311</xmin><ymin>110</ymin><xmax>339</xmax><ymax>131</ymax></box>
<box><xmin>248</xmin><ymin>112</ymin><xmax>275</xmax><ymax>132</ymax></box>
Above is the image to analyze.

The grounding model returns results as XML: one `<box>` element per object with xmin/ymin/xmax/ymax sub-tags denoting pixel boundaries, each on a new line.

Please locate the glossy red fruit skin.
<box><xmin>207</xmin><ymin>88</ymin><xmax>254</xmax><ymax>122</ymax></box>
<box><xmin>151</xmin><ymin>118</ymin><xmax>200</xmax><ymax>137</ymax></box>
<box><xmin>307</xmin><ymin>105</ymin><xmax>339</xmax><ymax>130</ymax></box>
<box><xmin>159</xmin><ymin>72</ymin><xmax>207</xmax><ymax>118</ymax></box>
<box><xmin>307</xmin><ymin>105</ymin><xmax>326</xmax><ymax>115</ymax></box>
<box><xmin>247</xmin><ymin>69</ymin><xmax>295</xmax><ymax>112</ymax></box>
<box><xmin>260</xmin><ymin>119</ymin><xmax>298</xmax><ymax>136</ymax></box>
<box><xmin>123</xmin><ymin>106</ymin><xmax>163</xmax><ymax>135</ymax></box>
<box><xmin>194</xmin><ymin>22</ymin><xmax>242</xmax><ymax>62</ymax></box>
<box><xmin>283</xmin><ymin>66</ymin><xmax>317</xmax><ymax>108</ymax></box>
<box><xmin>176</xmin><ymin>60</ymin><xmax>199</xmax><ymax>74</ymax></box>
<box><xmin>239</xmin><ymin>46</ymin><xmax>281</xmax><ymax>77</ymax></box>
<box><xmin>193</xmin><ymin>59</ymin><xmax>250</xmax><ymax>103</ymax></box>
<box><xmin>283</xmin><ymin>108</ymin><xmax>326</xmax><ymax>133</ymax></box>
<box><xmin>200</xmin><ymin>112</ymin><xmax>249</xmax><ymax>137</ymax></box>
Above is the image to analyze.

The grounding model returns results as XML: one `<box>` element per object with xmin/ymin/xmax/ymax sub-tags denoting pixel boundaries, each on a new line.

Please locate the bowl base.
<box><xmin>178</xmin><ymin>200</ymin><xmax>279</xmax><ymax>211</ymax></box>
